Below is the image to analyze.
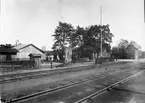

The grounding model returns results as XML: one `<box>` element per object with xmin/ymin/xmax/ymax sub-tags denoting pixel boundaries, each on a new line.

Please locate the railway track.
<box><xmin>74</xmin><ymin>69</ymin><xmax>145</xmax><ymax>103</ymax></box>
<box><xmin>2</xmin><ymin>69</ymin><xmax>120</xmax><ymax>103</ymax></box>
<box><xmin>0</xmin><ymin>65</ymin><xmax>97</xmax><ymax>84</ymax></box>
<box><xmin>0</xmin><ymin>62</ymin><xmax>139</xmax><ymax>84</ymax></box>
<box><xmin>2</xmin><ymin>67</ymin><xmax>143</xmax><ymax>103</ymax></box>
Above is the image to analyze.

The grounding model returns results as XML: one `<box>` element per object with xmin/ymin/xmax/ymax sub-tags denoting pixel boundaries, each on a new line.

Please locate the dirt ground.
<box><xmin>91</xmin><ymin>70</ymin><xmax>145</xmax><ymax>103</ymax></box>
<box><xmin>0</xmin><ymin>61</ymin><xmax>142</xmax><ymax>100</ymax></box>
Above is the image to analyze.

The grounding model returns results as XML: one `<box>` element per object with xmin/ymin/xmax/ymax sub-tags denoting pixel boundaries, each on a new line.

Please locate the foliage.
<box><xmin>52</xmin><ymin>21</ymin><xmax>75</xmax><ymax>50</ymax></box>
<box><xmin>52</xmin><ymin>22</ymin><xmax>75</xmax><ymax>62</ymax></box>
<box><xmin>75</xmin><ymin>26</ymin><xmax>87</xmax><ymax>59</ymax></box>
<box><xmin>126</xmin><ymin>41</ymin><xmax>141</xmax><ymax>59</ymax></box>
<box><xmin>118</xmin><ymin>39</ymin><xmax>129</xmax><ymax>49</ymax></box>
<box><xmin>85</xmin><ymin>24</ymin><xmax>113</xmax><ymax>58</ymax></box>
<box><xmin>52</xmin><ymin>21</ymin><xmax>114</xmax><ymax>62</ymax></box>
<box><xmin>0</xmin><ymin>44</ymin><xmax>14</xmax><ymax>48</ymax></box>
<box><xmin>111</xmin><ymin>39</ymin><xmax>141</xmax><ymax>59</ymax></box>
<box><xmin>140</xmin><ymin>51</ymin><xmax>145</xmax><ymax>58</ymax></box>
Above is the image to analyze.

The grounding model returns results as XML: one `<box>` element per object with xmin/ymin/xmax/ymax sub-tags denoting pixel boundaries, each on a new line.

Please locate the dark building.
<box><xmin>0</xmin><ymin>47</ymin><xmax>18</xmax><ymax>61</ymax></box>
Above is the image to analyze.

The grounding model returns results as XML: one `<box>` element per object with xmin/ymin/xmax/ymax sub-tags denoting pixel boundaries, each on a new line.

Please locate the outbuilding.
<box><xmin>0</xmin><ymin>47</ymin><xmax>18</xmax><ymax>61</ymax></box>
<box><xmin>29</xmin><ymin>53</ymin><xmax>41</xmax><ymax>69</ymax></box>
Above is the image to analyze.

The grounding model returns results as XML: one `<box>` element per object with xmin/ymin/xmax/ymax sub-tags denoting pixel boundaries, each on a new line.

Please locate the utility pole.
<box><xmin>144</xmin><ymin>0</ymin><xmax>145</xmax><ymax>23</ymax></box>
<box><xmin>100</xmin><ymin>6</ymin><xmax>103</xmax><ymax>58</ymax></box>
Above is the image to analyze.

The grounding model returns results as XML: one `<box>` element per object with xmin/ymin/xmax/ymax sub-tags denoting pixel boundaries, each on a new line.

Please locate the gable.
<box><xmin>19</xmin><ymin>45</ymin><xmax>43</xmax><ymax>54</ymax></box>
<box><xmin>14</xmin><ymin>44</ymin><xmax>44</xmax><ymax>54</ymax></box>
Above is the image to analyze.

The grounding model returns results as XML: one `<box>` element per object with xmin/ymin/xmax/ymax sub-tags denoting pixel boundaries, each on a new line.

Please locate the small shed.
<box><xmin>29</xmin><ymin>53</ymin><xmax>41</xmax><ymax>69</ymax></box>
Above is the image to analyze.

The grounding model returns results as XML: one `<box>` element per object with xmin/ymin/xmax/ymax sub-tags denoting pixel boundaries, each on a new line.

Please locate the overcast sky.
<box><xmin>0</xmin><ymin>0</ymin><xmax>145</xmax><ymax>50</ymax></box>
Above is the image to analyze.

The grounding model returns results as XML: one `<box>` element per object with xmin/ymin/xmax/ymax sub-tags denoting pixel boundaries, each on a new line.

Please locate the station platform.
<box><xmin>0</xmin><ymin>62</ymin><xmax>94</xmax><ymax>76</ymax></box>
<box><xmin>0</xmin><ymin>59</ymin><xmax>137</xmax><ymax>76</ymax></box>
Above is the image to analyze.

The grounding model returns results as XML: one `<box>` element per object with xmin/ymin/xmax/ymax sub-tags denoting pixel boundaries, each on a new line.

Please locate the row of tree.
<box><xmin>111</xmin><ymin>39</ymin><xmax>142</xmax><ymax>59</ymax></box>
<box><xmin>52</xmin><ymin>21</ymin><xmax>114</xmax><ymax>62</ymax></box>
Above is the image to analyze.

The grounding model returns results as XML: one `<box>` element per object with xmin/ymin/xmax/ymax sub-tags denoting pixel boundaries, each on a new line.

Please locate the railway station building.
<box><xmin>13</xmin><ymin>44</ymin><xmax>45</xmax><ymax>60</ymax></box>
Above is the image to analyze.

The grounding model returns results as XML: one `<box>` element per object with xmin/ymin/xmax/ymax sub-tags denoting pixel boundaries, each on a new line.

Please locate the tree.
<box><xmin>118</xmin><ymin>39</ymin><xmax>129</xmax><ymax>49</ymax></box>
<box><xmin>126</xmin><ymin>41</ymin><xmax>141</xmax><ymax>59</ymax></box>
<box><xmin>52</xmin><ymin>22</ymin><xmax>114</xmax><ymax>62</ymax></box>
<box><xmin>75</xmin><ymin>26</ymin><xmax>87</xmax><ymax>59</ymax></box>
<box><xmin>85</xmin><ymin>24</ymin><xmax>113</xmax><ymax>60</ymax></box>
<box><xmin>0</xmin><ymin>44</ymin><xmax>14</xmax><ymax>48</ymax></box>
<box><xmin>52</xmin><ymin>21</ymin><xmax>75</xmax><ymax>62</ymax></box>
<box><xmin>111</xmin><ymin>47</ymin><xmax>119</xmax><ymax>60</ymax></box>
<box><xmin>141</xmin><ymin>51</ymin><xmax>145</xmax><ymax>58</ymax></box>
<box><xmin>111</xmin><ymin>39</ymin><xmax>129</xmax><ymax>59</ymax></box>
<box><xmin>111</xmin><ymin>39</ymin><xmax>141</xmax><ymax>59</ymax></box>
<box><xmin>75</xmin><ymin>26</ymin><xmax>87</xmax><ymax>47</ymax></box>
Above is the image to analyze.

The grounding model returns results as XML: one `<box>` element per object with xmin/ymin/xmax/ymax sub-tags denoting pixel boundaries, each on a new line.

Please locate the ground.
<box><xmin>0</xmin><ymin>60</ymin><xmax>144</xmax><ymax>102</ymax></box>
<box><xmin>89</xmin><ymin>68</ymin><xmax>145</xmax><ymax>103</ymax></box>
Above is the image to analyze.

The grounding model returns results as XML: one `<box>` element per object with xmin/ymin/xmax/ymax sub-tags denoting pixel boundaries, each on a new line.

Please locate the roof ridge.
<box><xmin>14</xmin><ymin>44</ymin><xmax>45</xmax><ymax>53</ymax></box>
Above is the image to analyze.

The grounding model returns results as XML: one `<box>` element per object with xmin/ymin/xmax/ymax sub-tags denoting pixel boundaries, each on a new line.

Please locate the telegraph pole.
<box><xmin>100</xmin><ymin>6</ymin><xmax>103</xmax><ymax>58</ymax></box>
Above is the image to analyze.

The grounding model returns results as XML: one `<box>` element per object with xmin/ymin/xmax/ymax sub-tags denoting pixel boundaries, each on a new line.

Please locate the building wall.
<box><xmin>15</xmin><ymin>45</ymin><xmax>45</xmax><ymax>60</ymax></box>
<box><xmin>96</xmin><ymin>49</ymin><xmax>110</xmax><ymax>58</ymax></box>
<box><xmin>0</xmin><ymin>55</ymin><xmax>6</xmax><ymax>61</ymax></box>
<box><xmin>0</xmin><ymin>55</ymin><xmax>18</xmax><ymax>61</ymax></box>
<box><xmin>102</xmin><ymin>49</ymin><xmax>110</xmax><ymax>57</ymax></box>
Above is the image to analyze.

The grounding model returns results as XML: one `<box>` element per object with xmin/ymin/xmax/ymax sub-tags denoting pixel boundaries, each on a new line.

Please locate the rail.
<box><xmin>74</xmin><ymin>69</ymin><xmax>145</xmax><ymax>103</ymax></box>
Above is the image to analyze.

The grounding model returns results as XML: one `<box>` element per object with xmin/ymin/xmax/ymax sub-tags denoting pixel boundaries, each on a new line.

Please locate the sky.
<box><xmin>0</xmin><ymin>0</ymin><xmax>145</xmax><ymax>50</ymax></box>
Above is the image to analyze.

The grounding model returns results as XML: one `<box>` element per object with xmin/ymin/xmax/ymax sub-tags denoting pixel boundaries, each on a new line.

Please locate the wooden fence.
<box><xmin>0</xmin><ymin>60</ymin><xmax>35</xmax><ymax>72</ymax></box>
